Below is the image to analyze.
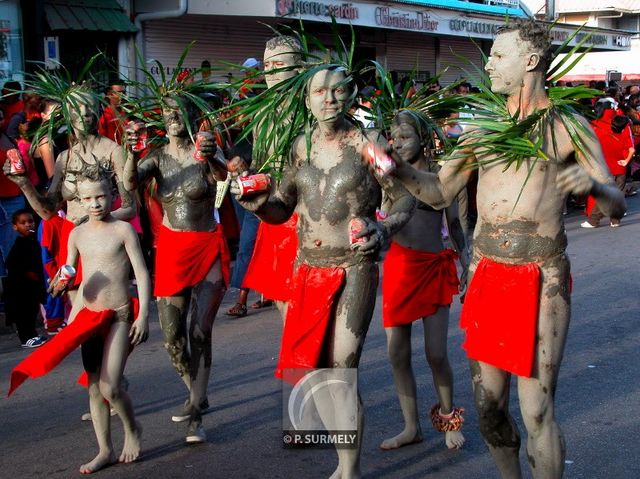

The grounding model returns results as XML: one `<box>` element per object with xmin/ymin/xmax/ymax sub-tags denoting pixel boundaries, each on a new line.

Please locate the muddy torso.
<box><xmin>75</xmin><ymin>220</ymin><xmax>132</xmax><ymax>311</ymax></box>
<box><xmin>292</xmin><ymin>126</ymin><xmax>381</xmax><ymax>266</ymax></box>
<box><xmin>393</xmin><ymin>201</ymin><xmax>445</xmax><ymax>253</ymax></box>
<box><xmin>150</xmin><ymin>148</ymin><xmax>217</xmax><ymax>232</ymax></box>
<box><xmin>471</xmin><ymin>118</ymin><xmax>583</xmax><ymax>264</ymax></box>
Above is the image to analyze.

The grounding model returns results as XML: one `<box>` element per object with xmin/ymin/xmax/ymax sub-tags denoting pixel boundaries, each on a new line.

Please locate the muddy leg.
<box><xmin>98</xmin><ymin>319</ymin><xmax>142</xmax><ymax>464</ymax></box>
<box><xmin>322</xmin><ymin>262</ymin><xmax>378</xmax><ymax>479</ymax></box>
<box><xmin>380</xmin><ymin>324</ymin><xmax>423</xmax><ymax>450</ymax></box>
<box><xmin>80</xmin><ymin>371</ymin><xmax>116</xmax><ymax>474</ymax></box>
<box><xmin>517</xmin><ymin>257</ymin><xmax>570</xmax><ymax>479</ymax></box>
<box><xmin>470</xmin><ymin>359</ymin><xmax>522</xmax><ymax>479</ymax></box>
<box><xmin>424</xmin><ymin>306</ymin><xmax>464</xmax><ymax>448</ymax></box>
<box><xmin>188</xmin><ymin>260</ymin><xmax>225</xmax><ymax>419</ymax></box>
<box><xmin>157</xmin><ymin>291</ymin><xmax>191</xmax><ymax>390</ymax></box>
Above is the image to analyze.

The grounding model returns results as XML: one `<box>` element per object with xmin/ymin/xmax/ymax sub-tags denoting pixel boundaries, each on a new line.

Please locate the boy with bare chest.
<box><xmin>9</xmin><ymin>165</ymin><xmax>151</xmax><ymax>474</ymax></box>
<box><xmin>67</xmin><ymin>167</ymin><xmax>151</xmax><ymax>473</ymax></box>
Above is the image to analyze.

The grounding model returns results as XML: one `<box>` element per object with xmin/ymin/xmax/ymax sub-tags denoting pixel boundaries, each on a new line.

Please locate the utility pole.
<box><xmin>546</xmin><ymin>0</ymin><xmax>556</xmax><ymax>21</ymax></box>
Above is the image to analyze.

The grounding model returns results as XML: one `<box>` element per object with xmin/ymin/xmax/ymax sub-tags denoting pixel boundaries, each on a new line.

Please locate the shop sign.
<box><xmin>374</xmin><ymin>7</ymin><xmax>438</xmax><ymax>32</ymax></box>
<box><xmin>448</xmin><ymin>18</ymin><xmax>501</xmax><ymax>36</ymax></box>
<box><xmin>276</xmin><ymin>0</ymin><xmax>359</xmax><ymax>20</ymax></box>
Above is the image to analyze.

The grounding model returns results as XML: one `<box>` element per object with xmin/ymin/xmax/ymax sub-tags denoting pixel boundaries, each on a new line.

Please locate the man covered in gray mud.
<box><xmin>391</xmin><ymin>19</ymin><xmax>625</xmax><ymax>479</ymax></box>
<box><xmin>233</xmin><ymin>65</ymin><xmax>415</xmax><ymax>478</ymax></box>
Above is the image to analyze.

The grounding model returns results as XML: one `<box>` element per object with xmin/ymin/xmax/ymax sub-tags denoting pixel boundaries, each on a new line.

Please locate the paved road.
<box><xmin>1</xmin><ymin>193</ymin><xmax>639</xmax><ymax>479</ymax></box>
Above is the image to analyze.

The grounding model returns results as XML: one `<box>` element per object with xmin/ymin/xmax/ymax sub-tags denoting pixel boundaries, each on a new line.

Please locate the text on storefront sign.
<box><xmin>374</xmin><ymin>8</ymin><xmax>438</xmax><ymax>32</ymax></box>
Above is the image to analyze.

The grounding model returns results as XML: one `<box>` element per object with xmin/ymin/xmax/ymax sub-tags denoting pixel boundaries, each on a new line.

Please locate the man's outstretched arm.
<box><xmin>393</xmin><ymin>149</ymin><xmax>473</xmax><ymax>210</ymax></box>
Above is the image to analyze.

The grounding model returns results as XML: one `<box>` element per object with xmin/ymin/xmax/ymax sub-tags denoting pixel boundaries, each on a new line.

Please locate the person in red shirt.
<box><xmin>1</xmin><ymin>81</ymin><xmax>24</xmax><ymax>125</ymax></box>
<box><xmin>98</xmin><ymin>83</ymin><xmax>127</xmax><ymax>144</ymax></box>
<box><xmin>583</xmin><ymin>107</ymin><xmax>634</xmax><ymax>228</ymax></box>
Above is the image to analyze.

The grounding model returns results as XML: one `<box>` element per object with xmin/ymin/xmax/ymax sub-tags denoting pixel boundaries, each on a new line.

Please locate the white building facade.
<box><xmin>524</xmin><ymin>0</ymin><xmax>640</xmax><ymax>83</ymax></box>
<box><xmin>132</xmin><ymin>0</ymin><xmax>631</xmax><ymax>86</ymax></box>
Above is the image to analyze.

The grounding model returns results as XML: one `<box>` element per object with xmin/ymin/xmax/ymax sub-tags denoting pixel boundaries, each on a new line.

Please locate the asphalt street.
<box><xmin>1</xmin><ymin>193</ymin><xmax>639</xmax><ymax>479</ymax></box>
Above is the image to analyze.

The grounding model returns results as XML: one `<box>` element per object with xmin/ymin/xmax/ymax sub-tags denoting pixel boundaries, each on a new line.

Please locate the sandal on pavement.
<box><xmin>226</xmin><ymin>303</ymin><xmax>247</xmax><ymax>317</ymax></box>
<box><xmin>250</xmin><ymin>299</ymin><xmax>274</xmax><ymax>309</ymax></box>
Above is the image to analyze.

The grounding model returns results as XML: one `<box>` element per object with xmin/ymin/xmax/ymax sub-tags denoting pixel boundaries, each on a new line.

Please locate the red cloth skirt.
<box><xmin>460</xmin><ymin>257</ymin><xmax>540</xmax><ymax>378</ymax></box>
<box><xmin>382</xmin><ymin>242</ymin><xmax>459</xmax><ymax>327</ymax></box>
<box><xmin>154</xmin><ymin>224</ymin><xmax>230</xmax><ymax>297</ymax></box>
<box><xmin>275</xmin><ymin>263</ymin><xmax>345</xmax><ymax>383</ymax></box>
<box><xmin>242</xmin><ymin>214</ymin><xmax>298</xmax><ymax>301</ymax></box>
<box><xmin>8</xmin><ymin>299</ymin><xmax>140</xmax><ymax>396</ymax></box>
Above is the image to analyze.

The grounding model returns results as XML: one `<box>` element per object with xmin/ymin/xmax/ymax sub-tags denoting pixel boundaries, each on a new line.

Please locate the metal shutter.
<box><xmin>438</xmin><ymin>37</ymin><xmax>484</xmax><ymax>87</ymax></box>
<box><xmin>143</xmin><ymin>15</ymin><xmax>278</xmax><ymax>83</ymax></box>
<box><xmin>384</xmin><ymin>31</ymin><xmax>436</xmax><ymax>75</ymax></box>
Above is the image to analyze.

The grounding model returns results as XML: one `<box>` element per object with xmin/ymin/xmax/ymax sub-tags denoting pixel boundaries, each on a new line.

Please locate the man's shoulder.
<box><xmin>98</xmin><ymin>135</ymin><xmax>122</xmax><ymax>154</ymax></box>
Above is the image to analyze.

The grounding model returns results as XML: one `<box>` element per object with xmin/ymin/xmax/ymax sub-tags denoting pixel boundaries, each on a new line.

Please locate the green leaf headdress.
<box><xmin>449</xmin><ymin>18</ymin><xmax>599</xmax><ymax>176</ymax></box>
<box><xmin>225</xmin><ymin>20</ymin><xmax>370</xmax><ymax>177</ymax></box>
<box><xmin>17</xmin><ymin>53</ymin><xmax>105</xmax><ymax>148</ymax></box>
<box><xmin>123</xmin><ymin>42</ymin><xmax>228</xmax><ymax>144</ymax></box>
<box><xmin>364</xmin><ymin>64</ymin><xmax>468</xmax><ymax>158</ymax></box>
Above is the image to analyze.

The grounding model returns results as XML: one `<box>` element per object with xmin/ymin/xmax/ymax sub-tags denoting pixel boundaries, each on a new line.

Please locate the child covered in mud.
<box><xmin>9</xmin><ymin>164</ymin><xmax>151</xmax><ymax>474</ymax></box>
<box><xmin>66</xmin><ymin>165</ymin><xmax>151</xmax><ymax>473</ymax></box>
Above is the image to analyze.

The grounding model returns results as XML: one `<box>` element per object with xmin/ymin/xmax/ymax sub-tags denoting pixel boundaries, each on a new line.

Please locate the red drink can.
<box><xmin>130</xmin><ymin>122</ymin><xmax>148</xmax><ymax>153</ymax></box>
<box><xmin>58</xmin><ymin>265</ymin><xmax>77</xmax><ymax>286</ymax></box>
<box><xmin>363</xmin><ymin>142</ymin><xmax>396</xmax><ymax>176</ymax></box>
<box><xmin>194</xmin><ymin>131</ymin><xmax>214</xmax><ymax>162</ymax></box>
<box><xmin>236</xmin><ymin>174</ymin><xmax>271</xmax><ymax>197</ymax></box>
<box><xmin>7</xmin><ymin>148</ymin><xmax>25</xmax><ymax>175</ymax></box>
<box><xmin>349</xmin><ymin>218</ymin><xmax>367</xmax><ymax>249</ymax></box>
<box><xmin>375</xmin><ymin>208</ymin><xmax>388</xmax><ymax>222</ymax></box>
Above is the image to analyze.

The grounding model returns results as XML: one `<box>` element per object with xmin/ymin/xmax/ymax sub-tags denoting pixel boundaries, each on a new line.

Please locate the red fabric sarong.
<box><xmin>242</xmin><ymin>214</ymin><xmax>298</xmax><ymax>301</ymax></box>
<box><xmin>382</xmin><ymin>242</ymin><xmax>459</xmax><ymax>327</ymax></box>
<box><xmin>275</xmin><ymin>264</ymin><xmax>345</xmax><ymax>382</ymax></box>
<box><xmin>585</xmin><ymin>196</ymin><xmax>596</xmax><ymax>217</ymax></box>
<box><xmin>460</xmin><ymin>257</ymin><xmax>540</xmax><ymax>378</ymax></box>
<box><xmin>154</xmin><ymin>225</ymin><xmax>230</xmax><ymax>297</ymax></box>
<box><xmin>8</xmin><ymin>299</ymin><xmax>139</xmax><ymax>396</ymax></box>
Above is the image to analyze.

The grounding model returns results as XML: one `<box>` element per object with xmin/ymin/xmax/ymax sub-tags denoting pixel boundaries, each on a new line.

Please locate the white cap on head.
<box><xmin>242</xmin><ymin>58</ymin><xmax>260</xmax><ymax>69</ymax></box>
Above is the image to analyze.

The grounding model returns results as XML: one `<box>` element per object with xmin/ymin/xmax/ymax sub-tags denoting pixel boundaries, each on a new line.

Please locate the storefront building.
<box><xmin>3</xmin><ymin>1</ymin><xmax>633</xmax><ymax>89</ymax></box>
<box><xmin>524</xmin><ymin>0</ymin><xmax>640</xmax><ymax>85</ymax></box>
<box><xmin>135</xmin><ymin>0</ymin><xmax>631</xmax><ymax>87</ymax></box>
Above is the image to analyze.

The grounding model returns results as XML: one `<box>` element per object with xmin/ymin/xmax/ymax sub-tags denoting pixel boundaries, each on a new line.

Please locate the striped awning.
<box><xmin>44</xmin><ymin>0</ymin><xmax>137</xmax><ymax>33</ymax></box>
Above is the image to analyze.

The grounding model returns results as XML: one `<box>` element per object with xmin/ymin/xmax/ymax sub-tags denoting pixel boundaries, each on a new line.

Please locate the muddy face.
<box><xmin>391</xmin><ymin>123</ymin><xmax>422</xmax><ymax>164</ymax></box>
<box><xmin>306</xmin><ymin>69</ymin><xmax>353</xmax><ymax>124</ymax></box>
<box><xmin>485</xmin><ymin>30</ymin><xmax>531</xmax><ymax>96</ymax></box>
<box><xmin>263</xmin><ymin>44</ymin><xmax>299</xmax><ymax>89</ymax></box>
<box><xmin>67</xmin><ymin>92</ymin><xmax>98</xmax><ymax>134</ymax></box>
<box><xmin>162</xmin><ymin>97</ymin><xmax>190</xmax><ymax>137</ymax></box>
<box><xmin>77</xmin><ymin>179</ymin><xmax>113</xmax><ymax>221</ymax></box>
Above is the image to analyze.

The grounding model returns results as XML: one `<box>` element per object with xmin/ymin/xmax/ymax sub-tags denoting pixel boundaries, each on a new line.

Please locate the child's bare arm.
<box><xmin>66</xmin><ymin>229</ymin><xmax>81</xmax><ymax>269</ymax></box>
<box><xmin>48</xmin><ymin>228</ymin><xmax>80</xmax><ymax>298</ymax></box>
<box><xmin>122</xmin><ymin>224</ymin><xmax>150</xmax><ymax>345</ymax></box>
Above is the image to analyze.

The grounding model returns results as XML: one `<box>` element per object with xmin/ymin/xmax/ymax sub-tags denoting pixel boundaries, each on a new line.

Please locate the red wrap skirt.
<box><xmin>242</xmin><ymin>214</ymin><xmax>298</xmax><ymax>301</ymax></box>
<box><xmin>8</xmin><ymin>299</ymin><xmax>140</xmax><ymax>396</ymax></box>
<box><xmin>154</xmin><ymin>224</ymin><xmax>230</xmax><ymax>297</ymax></box>
<box><xmin>382</xmin><ymin>242</ymin><xmax>459</xmax><ymax>327</ymax></box>
<box><xmin>460</xmin><ymin>257</ymin><xmax>540</xmax><ymax>378</ymax></box>
<box><xmin>275</xmin><ymin>263</ymin><xmax>345</xmax><ymax>383</ymax></box>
